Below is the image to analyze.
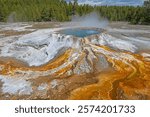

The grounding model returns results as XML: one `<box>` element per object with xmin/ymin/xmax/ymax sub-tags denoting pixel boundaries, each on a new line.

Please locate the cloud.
<box><xmin>66</xmin><ymin>0</ymin><xmax>145</xmax><ymax>6</ymax></box>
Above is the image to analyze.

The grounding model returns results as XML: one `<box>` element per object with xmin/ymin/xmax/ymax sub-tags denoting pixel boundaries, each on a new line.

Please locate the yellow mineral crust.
<box><xmin>0</xmin><ymin>36</ymin><xmax>150</xmax><ymax>100</ymax></box>
<box><xmin>69</xmin><ymin>46</ymin><xmax>150</xmax><ymax>100</ymax></box>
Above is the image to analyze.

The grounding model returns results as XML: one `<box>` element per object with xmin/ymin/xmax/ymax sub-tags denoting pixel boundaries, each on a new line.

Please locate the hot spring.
<box><xmin>60</xmin><ymin>28</ymin><xmax>101</xmax><ymax>38</ymax></box>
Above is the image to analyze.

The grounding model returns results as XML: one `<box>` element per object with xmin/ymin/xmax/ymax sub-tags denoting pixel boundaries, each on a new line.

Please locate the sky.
<box><xmin>66</xmin><ymin>0</ymin><xmax>146</xmax><ymax>6</ymax></box>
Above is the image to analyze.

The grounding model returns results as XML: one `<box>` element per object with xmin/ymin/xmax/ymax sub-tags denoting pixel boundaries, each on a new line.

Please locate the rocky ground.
<box><xmin>0</xmin><ymin>22</ymin><xmax>150</xmax><ymax>100</ymax></box>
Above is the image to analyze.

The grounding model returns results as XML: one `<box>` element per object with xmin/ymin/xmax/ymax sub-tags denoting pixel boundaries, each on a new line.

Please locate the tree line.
<box><xmin>0</xmin><ymin>0</ymin><xmax>93</xmax><ymax>22</ymax></box>
<box><xmin>0</xmin><ymin>0</ymin><xmax>149</xmax><ymax>24</ymax></box>
<box><xmin>96</xmin><ymin>5</ymin><xmax>150</xmax><ymax>24</ymax></box>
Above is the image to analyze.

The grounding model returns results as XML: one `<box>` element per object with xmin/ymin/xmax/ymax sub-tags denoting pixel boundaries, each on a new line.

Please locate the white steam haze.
<box><xmin>69</xmin><ymin>12</ymin><xmax>109</xmax><ymax>28</ymax></box>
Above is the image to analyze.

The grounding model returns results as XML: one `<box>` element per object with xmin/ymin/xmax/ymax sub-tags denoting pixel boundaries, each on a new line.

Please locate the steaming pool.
<box><xmin>60</xmin><ymin>28</ymin><xmax>100</xmax><ymax>37</ymax></box>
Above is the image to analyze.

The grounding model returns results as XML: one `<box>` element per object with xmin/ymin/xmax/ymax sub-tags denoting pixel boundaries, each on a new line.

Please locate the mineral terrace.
<box><xmin>0</xmin><ymin>22</ymin><xmax>150</xmax><ymax>100</ymax></box>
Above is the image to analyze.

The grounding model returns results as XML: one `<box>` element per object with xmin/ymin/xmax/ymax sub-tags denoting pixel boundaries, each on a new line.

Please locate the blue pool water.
<box><xmin>61</xmin><ymin>28</ymin><xmax>100</xmax><ymax>38</ymax></box>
